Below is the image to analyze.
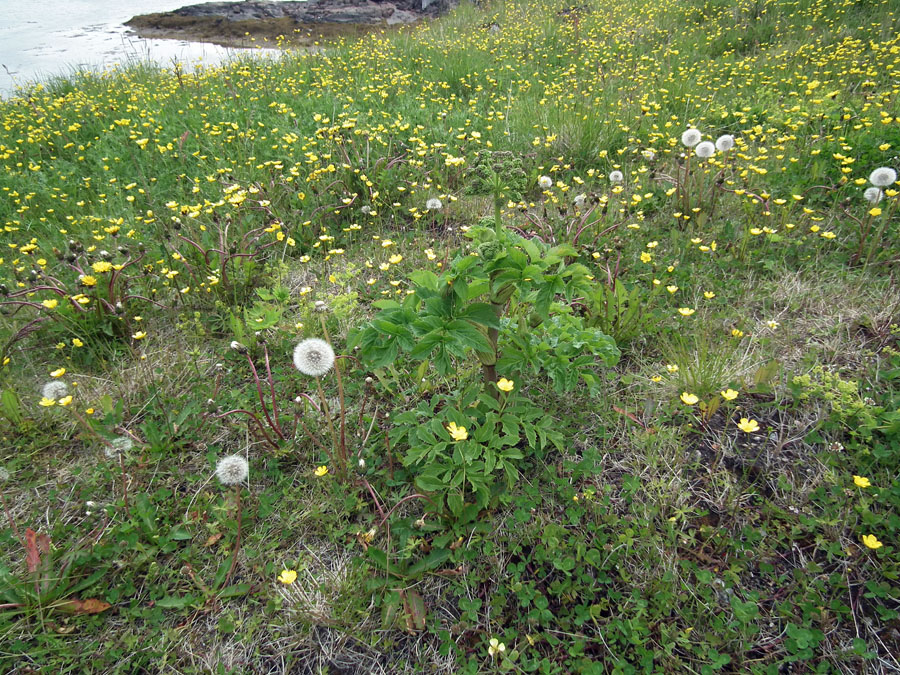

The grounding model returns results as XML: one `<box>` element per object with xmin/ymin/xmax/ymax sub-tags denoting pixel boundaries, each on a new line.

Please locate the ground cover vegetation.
<box><xmin>0</xmin><ymin>0</ymin><xmax>899</xmax><ymax>671</ymax></box>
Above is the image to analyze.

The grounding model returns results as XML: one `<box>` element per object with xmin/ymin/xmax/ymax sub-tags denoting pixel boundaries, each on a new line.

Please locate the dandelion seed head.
<box><xmin>695</xmin><ymin>141</ymin><xmax>715</xmax><ymax>158</ymax></box>
<box><xmin>425</xmin><ymin>197</ymin><xmax>443</xmax><ymax>211</ymax></box>
<box><xmin>104</xmin><ymin>436</ymin><xmax>134</xmax><ymax>459</ymax></box>
<box><xmin>869</xmin><ymin>166</ymin><xmax>897</xmax><ymax>187</ymax></box>
<box><xmin>864</xmin><ymin>186</ymin><xmax>884</xmax><ymax>204</ymax></box>
<box><xmin>41</xmin><ymin>381</ymin><xmax>68</xmax><ymax>401</ymax></box>
<box><xmin>538</xmin><ymin>175</ymin><xmax>553</xmax><ymax>189</ymax></box>
<box><xmin>608</xmin><ymin>170</ymin><xmax>624</xmax><ymax>183</ymax></box>
<box><xmin>681</xmin><ymin>128</ymin><xmax>702</xmax><ymax>147</ymax></box>
<box><xmin>216</xmin><ymin>455</ymin><xmax>249</xmax><ymax>486</ymax></box>
<box><xmin>715</xmin><ymin>134</ymin><xmax>735</xmax><ymax>152</ymax></box>
<box><xmin>293</xmin><ymin>338</ymin><xmax>335</xmax><ymax>377</ymax></box>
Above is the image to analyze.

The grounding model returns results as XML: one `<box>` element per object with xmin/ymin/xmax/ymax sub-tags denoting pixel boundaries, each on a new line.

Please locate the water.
<box><xmin>0</xmin><ymin>0</ymin><xmax>272</xmax><ymax>97</ymax></box>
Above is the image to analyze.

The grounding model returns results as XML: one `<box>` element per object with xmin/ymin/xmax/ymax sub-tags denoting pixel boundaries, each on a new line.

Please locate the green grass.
<box><xmin>1</xmin><ymin>0</ymin><xmax>899</xmax><ymax>671</ymax></box>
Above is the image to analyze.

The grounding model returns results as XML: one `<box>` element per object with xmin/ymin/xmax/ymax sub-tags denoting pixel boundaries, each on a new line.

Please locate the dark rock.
<box><xmin>138</xmin><ymin>0</ymin><xmax>454</xmax><ymax>27</ymax></box>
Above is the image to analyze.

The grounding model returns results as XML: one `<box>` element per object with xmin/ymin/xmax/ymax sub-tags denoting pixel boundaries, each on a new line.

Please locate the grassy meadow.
<box><xmin>1</xmin><ymin>0</ymin><xmax>900</xmax><ymax>671</ymax></box>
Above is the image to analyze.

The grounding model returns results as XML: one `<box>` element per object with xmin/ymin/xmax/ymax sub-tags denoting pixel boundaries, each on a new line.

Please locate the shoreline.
<box><xmin>124</xmin><ymin>1</ymin><xmax>446</xmax><ymax>49</ymax></box>
<box><xmin>125</xmin><ymin>14</ymin><xmax>392</xmax><ymax>50</ymax></box>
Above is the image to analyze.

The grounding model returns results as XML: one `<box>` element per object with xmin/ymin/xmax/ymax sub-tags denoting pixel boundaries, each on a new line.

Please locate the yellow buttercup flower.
<box><xmin>678</xmin><ymin>308</ymin><xmax>696</xmax><ymax>316</ymax></box>
<box><xmin>39</xmin><ymin>397</ymin><xmax>56</xmax><ymax>407</ymax></box>
<box><xmin>314</xmin><ymin>465</ymin><xmax>329</xmax><ymax>477</ymax></box>
<box><xmin>853</xmin><ymin>475</ymin><xmax>871</xmax><ymax>488</ymax></box>
<box><xmin>496</xmin><ymin>378</ymin><xmax>514</xmax><ymax>392</ymax></box>
<box><xmin>737</xmin><ymin>418</ymin><xmax>760</xmax><ymax>433</ymax></box>
<box><xmin>447</xmin><ymin>421</ymin><xmax>468</xmax><ymax>441</ymax></box>
<box><xmin>862</xmin><ymin>534</ymin><xmax>883</xmax><ymax>550</ymax></box>
<box><xmin>277</xmin><ymin>569</ymin><xmax>298</xmax><ymax>585</ymax></box>
<box><xmin>132</xmin><ymin>331</ymin><xmax>147</xmax><ymax>340</ymax></box>
<box><xmin>50</xmin><ymin>368</ymin><xmax>65</xmax><ymax>378</ymax></box>
<box><xmin>58</xmin><ymin>396</ymin><xmax>73</xmax><ymax>406</ymax></box>
<box><xmin>680</xmin><ymin>392</ymin><xmax>699</xmax><ymax>405</ymax></box>
<box><xmin>721</xmin><ymin>389</ymin><xmax>739</xmax><ymax>401</ymax></box>
<box><xmin>41</xmin><ymin>299</ymin><xmax>58</xmax><ymax>309</ymax></box>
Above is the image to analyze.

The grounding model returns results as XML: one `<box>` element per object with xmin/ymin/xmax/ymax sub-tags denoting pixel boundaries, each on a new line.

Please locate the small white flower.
<box><xmin>715</xmin><ymin>134</ymin><xmax>735</xmax><ymax>152</ymax></box>
<box><xmin>41</xmin><ymin>381</ymin><xmax>68</xmax><ymax>401</ymax></box>
<box><xmin>695</xmin><ymin>141</ymin><xmax>715</xmax><ymax>158</ymax></box>
<box><xmin>608</xmin><ymin>170</ymin><xmax>624</xmax><ymax>183</ymax></box>
<box><xmin>358</xmin><ymin>457</ymin><xmax>366</xmax><ymax>470</ymax></box>
<box><xmin>863</xmin><ymin>187</ymin><xmax>884</xmax><ymax>204</ymax></box>
<box><xmin>538</xmin><ymin>175</ymin><xmax>553</xmax><ymax>189</ymax></box>
<box><xmin>681</xmin><ymin>128</ymin><xmax>702</xmax><ymax>147</ymax></box>
<box><xmin>293</xmin><ymin>338</ymin><xmax>336</xmax><ymax>377</ymax></box>
<box><xmin>574</xmin><ymin>193</ymin><xmax>587</xmax><ymax>208</ymax></box>
<box><xmin>425</xmin><ymin>197</ymin><xmax>443</xmax><ymax>211</ymax></box>
<box><xmin>869</xmin><ymin>166</ymin><xmax>897</xmax><ymax>187</ymax></box>
<box><xmin>216</xmin><ymin>455</ymin><xmax>249</xmax><ymax>486</ymax></box>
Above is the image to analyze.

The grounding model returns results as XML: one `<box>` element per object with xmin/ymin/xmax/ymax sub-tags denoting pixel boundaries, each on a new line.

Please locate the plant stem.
<box><xmin>316</xmin><ymin>377</ymin><xmax>340</xmax><ymax>473</ymax></box>
<box><xmin>225</xmin><ymin>486</ymin><xmax>242</xmax><ymax>587</ymax></box>
<box><xmin>119</xmin><ymin>452</ymin><xmax>129</xmax><ymax>509</ymax></box>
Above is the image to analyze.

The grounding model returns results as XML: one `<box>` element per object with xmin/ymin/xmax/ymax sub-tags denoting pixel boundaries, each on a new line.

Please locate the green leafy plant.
<box><xmin>351</xmin><ymin>225</ymin><xmax>596</xmax><ymax>395</ymax></box>
<box><xmin>390</xmin><ymin>382</ymin><xmax>564</xmax><ymax>522</ymax></box>
<box><xmin>586</xmin><ymin>278</ymin><xmax>663</xmax><ymax>348</ymax></box>
<box><xmin>0</xmin><ymin>528</ymin><xmax>110</xmax><ymax>622</ymax></box>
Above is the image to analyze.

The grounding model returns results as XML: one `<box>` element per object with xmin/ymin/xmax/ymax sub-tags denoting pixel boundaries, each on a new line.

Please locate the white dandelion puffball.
<box><xmin>609</xmin><ymin>170</ymin><xmax>624</xmax><ymax>183</ymax></box>
<box><xmin>426</xmin><ymin>197</ymin><xmax>443</xmax><ymax>211</ymax></box>
<box><xmin>216</xmin><ymin>455</ymin><xmax>249</xmax><ymax>486</ymax></box>
<box><xmin>41</xmin><ymin>381</ymin><xmax>69</xmax><ymax>400</ymax></box>
<box><xmin>864</xmin><ymin>187</ymin><xmax>884</xmax><ymax>204</ymax></box>
<box><xmin>695</xmin><ymin>141</ymin><xmax>715</xmax><ymax>159</ymax></box>
<box><xmin>869</xmin><ymin>166</ymin><xmax>897</xmax><ymax>187</ymax></box>
<box><xmin>538</xmin><ymin>175</ymin><xmax>553</xmax><ymax>189</ymax></box>
<box><xmin>293</xmin><ymin>338</ymin><xmax>336</xmax><ymax>377</ymax></box>
<box><xmin>681</xmin><ymin>128</ymin><xmax>702</xmax><ymax>147</ymax></box>
<box><xmin>715</xmin><ymin>134</ymin><xmax>735</xmax><ymax>152</ymax></box>
<box><xmin>574</xmin><ymin>193</ymin><xmax>587</xmax><ymax>208</ymax></box>
<box><xmin>642</xmin><ymin>149</ymin><xmax>656</xmax><ymax>161</ymax></box>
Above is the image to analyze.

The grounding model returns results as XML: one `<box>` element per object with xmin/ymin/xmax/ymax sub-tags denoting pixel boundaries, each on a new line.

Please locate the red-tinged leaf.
<box><xmin>402</xmin><ymin>590</ymin><xmax>426</xmax><ymax>632</ymax></box>
<box><xmin>204</xmin><ymin>533</ymin><xmax>223</xmax><ymax>547</ymax></box>
<box><xmin>57</xmin><ymin>597</ymin><xmax>112</xmax><ymax>615</ymax></box>
<box><xmin>25</xmin><ymin>528</ymin><xmax>41</xmax><ymax>574</ymax></box>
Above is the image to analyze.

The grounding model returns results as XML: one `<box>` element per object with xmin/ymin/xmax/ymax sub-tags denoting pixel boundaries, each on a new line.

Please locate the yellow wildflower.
<box><xmin>447</xmin><ymin>421</ymin><xmax>468</xmax><ymax>441</ymax></box>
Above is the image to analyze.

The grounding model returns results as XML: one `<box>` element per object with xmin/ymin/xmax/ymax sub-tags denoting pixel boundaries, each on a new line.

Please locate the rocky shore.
<box><xmin>126</xmin><ymin>0</ymin><xmax>454</xmax><ymax>48</ymax></box>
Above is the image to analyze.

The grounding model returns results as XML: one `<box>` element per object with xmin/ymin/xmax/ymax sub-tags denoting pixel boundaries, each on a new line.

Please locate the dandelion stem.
<box><xmin>119</xmin><ymin>452</ymin><xmax>129</xmax><ymax>510</ymax></box>
<box><xmin>224</xmin><ymin>486</ymin><xmax>242</xmax><ymax>588</ymax></box>
<box><xmin>316</xmin><ymin>377</ymin><xmax>340</xmax><ymax>472</ymax></box>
